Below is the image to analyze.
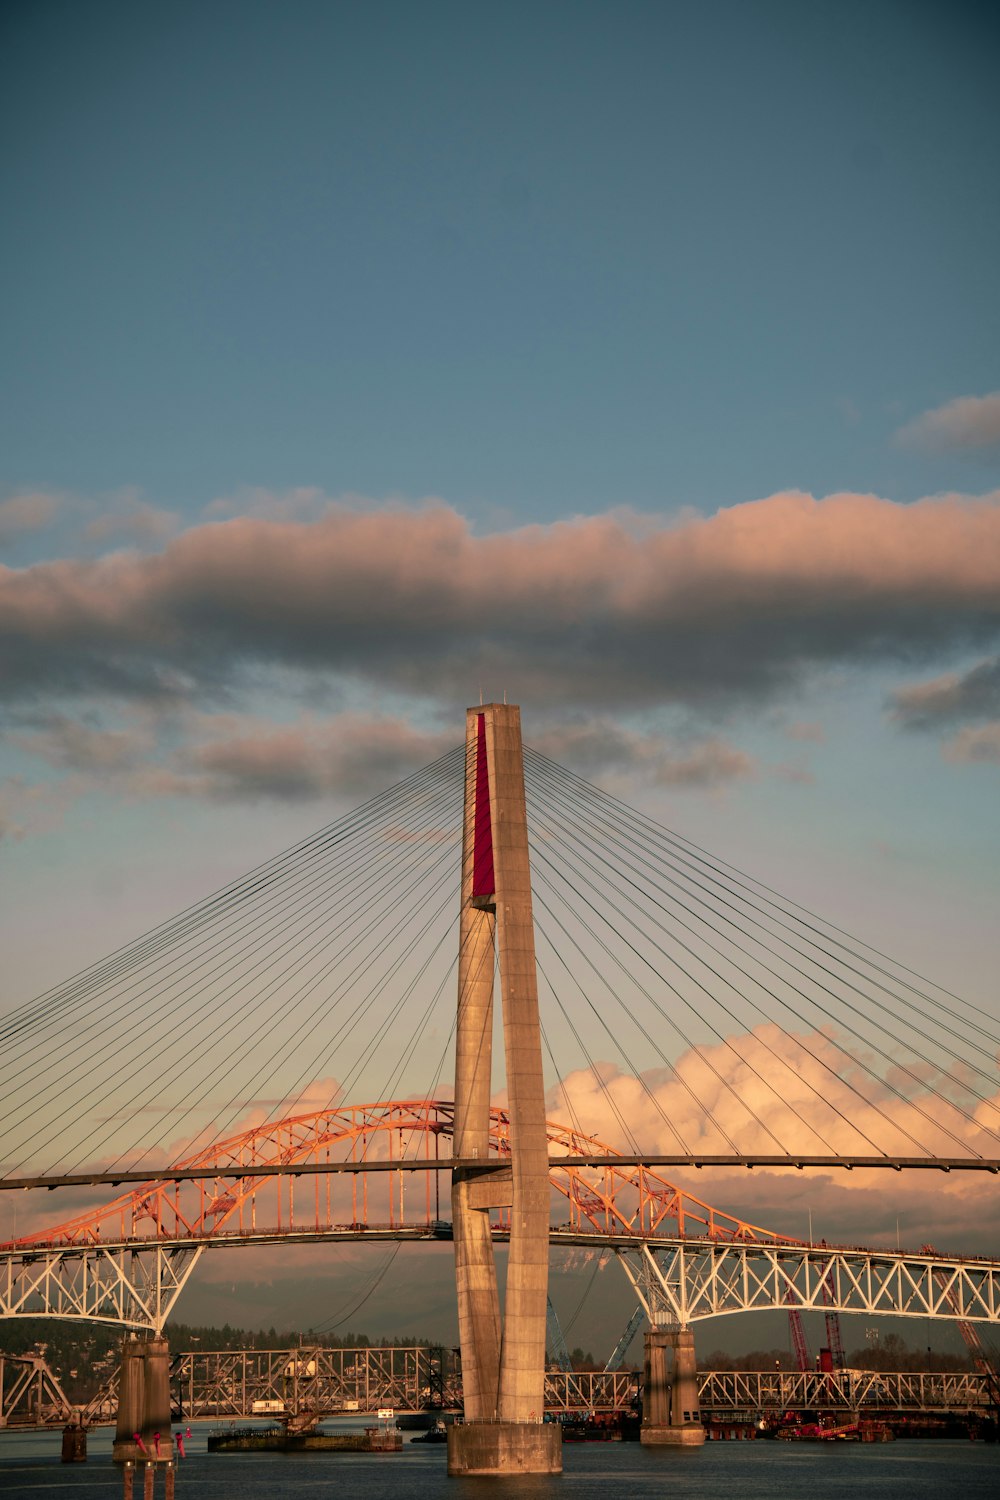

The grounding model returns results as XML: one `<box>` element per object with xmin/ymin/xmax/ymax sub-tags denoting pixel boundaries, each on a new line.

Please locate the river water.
<box><xmin>0</xmin><ymin>1423</ymin><xmax>996</xmax><ymax>1500</ymax></box>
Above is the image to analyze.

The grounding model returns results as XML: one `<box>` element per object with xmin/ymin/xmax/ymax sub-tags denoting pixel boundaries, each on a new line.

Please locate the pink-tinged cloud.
<box><xmin>162</xmin><ymin>708</ymin><xmax>452</xmax><ymax>804</ymax></box>
<box><xmin>890</xmin><ymin>655</ymin><xmax>1000</xmax><ymax>729</ymax></box>
<box><xmin>84</xmin><ymin>499</ymin><xmax>180</xmax><ymax>546</ymax></box>
<box><xmin>785</xmin><ymin>721</ymin><xmax>825</xmax><ymax>744</ymax></box>
<box><xmin>0</xmin><ymin>774</ymin><xmax>81</xmax><ymax>843</ymax></box>
<box><xmin>896</xmin><ymin>392</ymin><xmax>1000</xmax><ymax>453</ymax></box>
<box><xmin>548</xmin><ymin>1026</ymin><xmax>1000</xmax><ymax>1254</ymax></box>
<box><xmin>944</xmin><ymin>722</ymin><xmax>1000</xmax><ymax>768</ymax></box>
<box><xmin>0</xmin><ymin>491</ymin><xmax>59</xmax><ymax>546</ymax></box>
<box><xmin>532</xmin><ymin>720</ymin><xmax>754</xmax><ymax>788</ymax></box>
<box><xmin>2</xmin><ymin>490</ymin><xmax>1000</xmax><ymax>710</ymax></box>
<box><xmin>10</xmin><ymin>711</ymin><xmax>154</xmax><ymax>772</ymax></box>
<box><xmin>149</xmin><ymin>712</ymin><xmax>454</xmax><ymax>803</ymax></box>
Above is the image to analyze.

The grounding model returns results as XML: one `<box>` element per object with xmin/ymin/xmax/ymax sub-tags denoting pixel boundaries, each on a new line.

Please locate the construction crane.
<box><xmin>786</xmin><ymin>1262</ymin><xmax>845</xmax><ymax>1372</ymax></box>
<box><xmin>787</xmin><ymin>1304</ymin><xmax>811</xmax><ymax>1372</ymax></box>
<box><xmin>604</xmin><ymin>1307</ymin><xmax>645</xmax><ymax>1371</ymax></box>
<box><xmin>546</xmin><ymin>1295</ymin><xmax>574</xmax><ymax>1374</ymax></box>
<box><xmin>923</xmin><ymin>1245</ymin><xmax>1000</xmax><ymax>1406</ymax></box>
<box><xmin>820</xmin><ymin>1263</ymin><xmax>847</xmax><ymax>1368</ymax></box>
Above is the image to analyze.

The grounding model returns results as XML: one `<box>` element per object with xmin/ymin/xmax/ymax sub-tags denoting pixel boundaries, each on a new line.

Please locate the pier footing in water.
<box><xmin>447</xmin><ymin>1422</ymin><xmax>562</xmax><ymax>1475</ymax></box>
<box><xmin>640</xmin><ymin>1423</ymin><xmax>706</xmax><ymax>1447</ymax></box>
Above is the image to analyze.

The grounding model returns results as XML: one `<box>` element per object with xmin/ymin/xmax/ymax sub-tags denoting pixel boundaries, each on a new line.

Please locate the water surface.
<box><xmin>0</xmin><ymin>1423</ymin><xmax>995</xmax><ymax>1500</ymax></box>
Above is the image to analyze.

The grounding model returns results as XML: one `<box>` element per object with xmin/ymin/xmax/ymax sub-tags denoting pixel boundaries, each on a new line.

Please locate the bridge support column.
<box><xmin>139</xmin><ymin>1337</ymin><xmax>171</xmax><ymax>1460</ymax></box>
<box><xmin>113</xmin><ymin>1336</ymin><xmax>173</xmax><ymax>1466</ymax></box>
<box><xmin>640</xmin><ymin>1326</ymin><xmax>705</xmax><ymax>1447</ymax></box>
<box><xmin>448</xmin><ymin>704</ymin><xmax>561</xmax><ymax>1477</ymax></box>
<box><xmin>113</xmin><ymin>1338</ymin><xmax>145</xmax><ymax>1464</ymax></box>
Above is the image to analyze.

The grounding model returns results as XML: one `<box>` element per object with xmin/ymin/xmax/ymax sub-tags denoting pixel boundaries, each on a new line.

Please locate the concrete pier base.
<box><xmin>447</xmin><ymin>1422</ymin><xmax>562</xmax><ymax>1475</ymax></box>
<box><xmin>640</xmin><ymin>1424</ymin><xmax>707</xmax><ymax>1447</ymax></box>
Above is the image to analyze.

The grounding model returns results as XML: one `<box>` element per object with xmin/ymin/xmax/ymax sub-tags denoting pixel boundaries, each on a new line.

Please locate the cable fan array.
<box><xmin>0</xmin><ymin>747</ymin><xmax>466</xmax><ymax>1179</ymax></box>
<box><xmin>2</xmin><ymin>738</ymin><xmax>998</xmax><ymax>1183</ymax></box>
<box><xmin>523</xmin><ymin>745</ymin><xmax>1000</xmax><ymax>1162</ymax></box>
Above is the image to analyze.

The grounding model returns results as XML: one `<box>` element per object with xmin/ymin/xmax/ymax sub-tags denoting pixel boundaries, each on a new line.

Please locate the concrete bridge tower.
<box><xmin>447</xmin><ymin>704</ymin><xmax>562</xmax><ymax>1476</ymax></box>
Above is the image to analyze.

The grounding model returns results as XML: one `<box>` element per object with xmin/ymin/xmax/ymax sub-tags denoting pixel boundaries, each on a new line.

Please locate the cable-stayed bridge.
<box><xmin>1</xmin><ymin>705</ymin><xmax>998</xmax><ymax>1464</ymax></box>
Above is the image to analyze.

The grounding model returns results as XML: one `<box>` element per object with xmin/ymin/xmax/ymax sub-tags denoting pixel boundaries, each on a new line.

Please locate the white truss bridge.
<box><xmin>602</xmin><ymin>1236</ymin><xmax>1000</xmax><ymax>1328</ymax></box>
<box><xmin>2</xmin><ymin>1227</ymin><xmax>999</xmax><ymax>1336</ymax></box>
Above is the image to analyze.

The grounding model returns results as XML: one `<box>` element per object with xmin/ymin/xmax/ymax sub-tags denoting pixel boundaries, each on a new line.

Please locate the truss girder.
<box><xmin>0</xmin><ymin>1354</ymin><xmax>75</xmax><ymax>1428</ymax></box>
<box><xmin>0</xmin><ymin>1244</ymin><xmax>203</xmax><ymax>1331</ymax></box>
<box><xmin>173</xmin><ymin>1346</ymin><xmax>459</xmax><ymax>1418</ymax></box>
<box><xmin>698</xmin><ymin>1368</ymin><xmax>993</xmax><ymax>1412</ymax></box>
<box><xmin>611</xmin><ymin>1240</ymin><xmax>1000</xmax><ymax>1326</ymax></box>
<box><xmin>167</xmin><ymin>1347</ymin><xmax>636</xmax><ymax>1417</ymax></box>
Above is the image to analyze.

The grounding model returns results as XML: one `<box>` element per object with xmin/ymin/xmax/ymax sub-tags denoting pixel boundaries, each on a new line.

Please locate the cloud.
<box><xmin>896</xmin><ymin>392</ymin><xmax>1000</xmax><ymax>453</ymax></box>
<box><xmin>772</xmin><ymin>762</ymin><xmax>814</xmax><ymax>785</ymax></box>
<box><xmin>9</xmin><ymin>711</ymin><xmax>155</xmax><ymax>772</ymax></box>
<box><xmin>148</xmin><ymin>712</ymin><xmax>453</xmax><ymax>803</ymax></box>
<box><xmin>785</xmin><ymin>721</ymin><xmax>825</xmax><ymax>744</ymax></box>
<box><xmin>532</xmin><ymin>720</ymin><xmax>755</xmax><ymax>788</ymax></box>
<box><xmin>0</xmin><ymin>774</ymin><xmax>80</xmax><ymax>842</ymax></box>
<box><xmin>889</xmin><ymin>656</ymin><xmax>1000</xmax><ymax>729</ymax></box>
<box><xmin>84</xmin><ymin>498</ymin><xmax>180</xmax><ymax>547</ymax></box>
<box><xmin>2</xmin><ymin>489</ymin><xmax>1000</xmax><ymax>714</ymax></box>
<box><xmin>943</xmin><ymin>723</ymin><xmax>1000</xmax><ymax>768</ymax></box>
<box><xmin>1</xmin><ymin>705</ymin><xmax>456</xmax><ymax>819</ymax></box>
<box><xmin>548</xmin><ymin>1025</ymin><xmax>1000</xmax><ymax>1253</ymax></box>
<box><xmin>0</xmin><ymin>492</ymin><xmax>59</xmax><ymax>546</ymax></box>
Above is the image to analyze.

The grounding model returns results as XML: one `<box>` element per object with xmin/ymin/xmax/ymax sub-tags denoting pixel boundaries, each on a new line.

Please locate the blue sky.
<box><xmin>3</xmin><ymin>0</ymin><xmax>998</xmax><ymax>516</ymax></box>
<box><xmin>1</xmin><ymin>2</ymin><xmax>999</xmax><ymax>1347</ymax></box>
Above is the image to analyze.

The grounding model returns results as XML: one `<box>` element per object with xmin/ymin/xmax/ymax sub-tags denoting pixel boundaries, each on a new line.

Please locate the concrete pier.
<box><xmin>449</xmin><ymin>705</ymin><xmax>560</xmax><ymax>1476</ymax></box>
<box><xmin>113</xmin><ymin>1336</ymin><xmax>174</xmax><ymax>1466</ymax></box>
<box><xmin>113</xmin><ymin>1337</ymin><xmax>145</xmax><ymax>1464</ymax></box>
<box><xmin>640</xmin><ymin>1326</ymin><xmax>705</xmax><ymax>1446</ymax></box>
<box><xmin>139</xmin><ymin>1337</ymin><xmax>171</xmax><ymax>1460</ymax></box>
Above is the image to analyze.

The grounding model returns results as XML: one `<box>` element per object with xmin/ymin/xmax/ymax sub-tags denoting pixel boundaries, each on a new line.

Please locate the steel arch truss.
<box><xmin>612</xmin><ymin>1239</ymin><xmax>1000</xmax><ymax>1327</ymax></box>
<box><xmin>3</xmin><ymin>1100</ymin><xmax>793</xmax><ymax>1253</ymax></box>
<box><xmin>0</xmin><ymin>1243</ymin><xmax>203</xmax><ymax>1331</ymax></box>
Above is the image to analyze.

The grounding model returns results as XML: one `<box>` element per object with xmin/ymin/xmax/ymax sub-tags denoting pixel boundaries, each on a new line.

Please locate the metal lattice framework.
<box><xmin>0</xmin><ymin>1353</ymin><xmax>75</xmax><ymax>1428</ymax></box>
<box><xmin>698</xmin><ymin>1368</ymin><xmax>994</xmax><ymax>1413</ymax></box>
<box><xmin>610</xmin><ymin>1239</ymin><xmax>1000</xmax><ymax>1328</ymax></box>
<box><xmin>161</xmin><ymin>1346</ymin><xmax>637</xmax><ymax>1419</ymax></box>
<box><xmin>2</xmin><ymin>1100</ymin><xmax>998</xmax><ymax>1333</ymax></box>
<box><xmin>3</xmin><ymin>1101</ymin><xmax>793</xmax><ymax>1252</ymax></box>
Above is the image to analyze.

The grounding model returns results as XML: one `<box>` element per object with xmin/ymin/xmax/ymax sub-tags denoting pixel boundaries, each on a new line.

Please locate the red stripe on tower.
<box><xmin>472</xmin><ymin>713</ymin><xmax>495</xmax><ymax>899</ymax></box>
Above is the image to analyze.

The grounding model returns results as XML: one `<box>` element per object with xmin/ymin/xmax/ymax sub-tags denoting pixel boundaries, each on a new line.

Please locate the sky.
<box><xmin>1</xmin><ymin>0</ymin><xmax>999</xmax><ymax>1355</ymax></box>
